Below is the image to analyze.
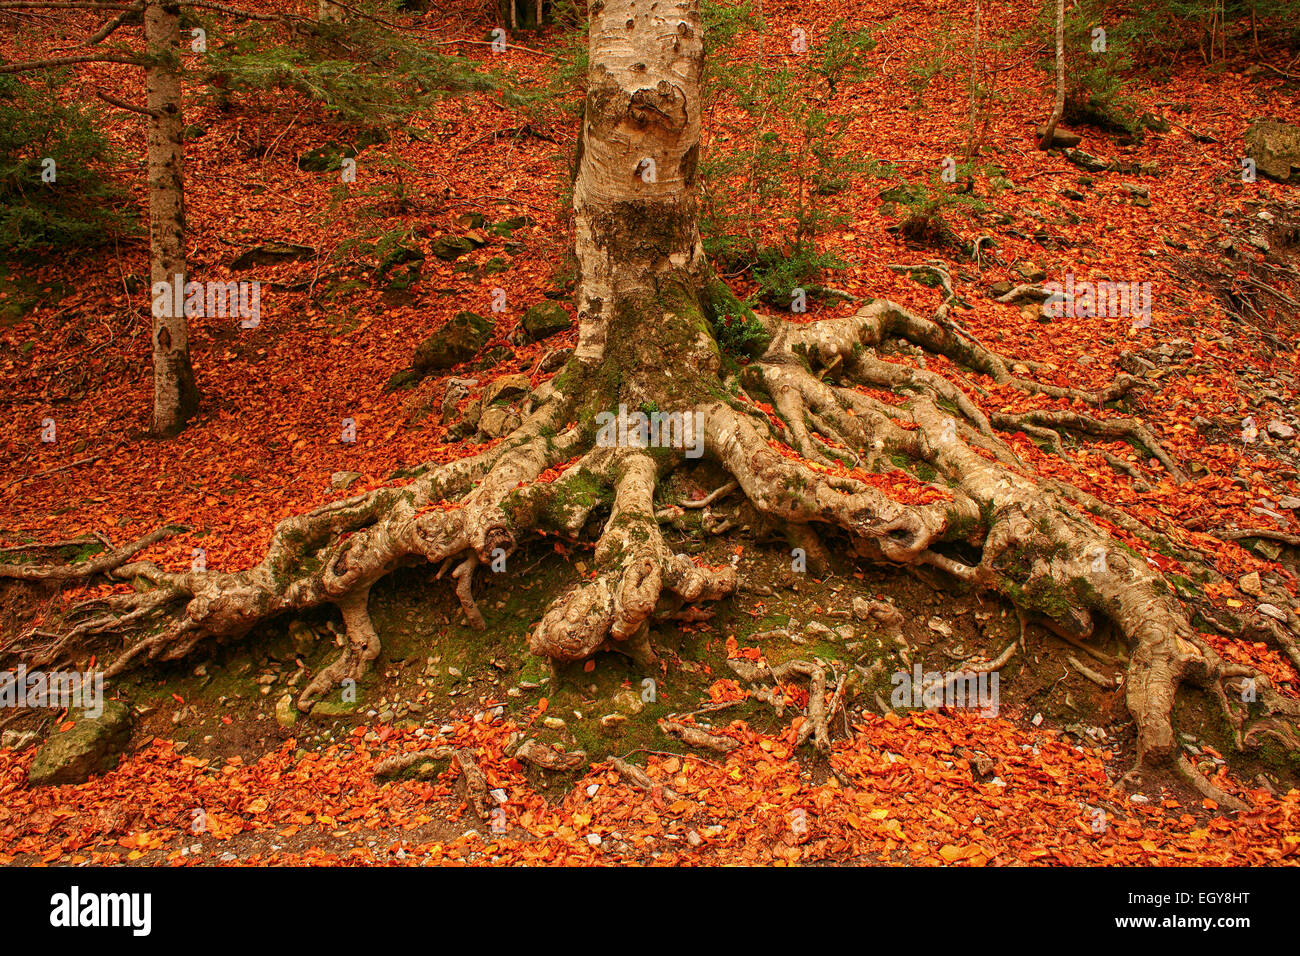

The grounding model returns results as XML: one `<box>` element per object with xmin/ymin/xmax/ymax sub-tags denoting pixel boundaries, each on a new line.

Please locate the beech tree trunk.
<box><xmin>571</xmin><ymin>0</ymin><xmax>707</xmax><ymax>368</ymax></box>
<box><xmin>145</xmin><ymin>0</ymin><xmax>199</xmax><ymax>436</ymax></box>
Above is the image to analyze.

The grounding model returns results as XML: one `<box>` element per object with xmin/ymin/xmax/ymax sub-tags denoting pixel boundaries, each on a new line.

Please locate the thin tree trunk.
<box><xmin>964</xmin><ymin>0</ymin><xmax>982</xmax><ymax>161</ymax></box>
<box><xmin>1037</xmin><ymin>0</ymin><xmax>1065</xmax><ymax>150</ymax></box>
<box><xmin>145</xmin><ymin>0</ymin><xmax>199</xmax><ymax>436</ymax></box>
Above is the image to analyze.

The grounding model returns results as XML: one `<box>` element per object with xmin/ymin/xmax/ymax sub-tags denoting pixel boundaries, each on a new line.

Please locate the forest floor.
<box><xmin>2</xmin><ymin>0</ymin><xmax>1300</xmax><ymax>865</ymax></box>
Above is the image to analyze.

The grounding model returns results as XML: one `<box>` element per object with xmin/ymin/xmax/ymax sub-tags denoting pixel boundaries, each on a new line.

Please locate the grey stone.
<box><xmin>27</xmin><ymin>700</ymin><xmax>133</xmax><ymax>787</ymax></box>
<box><xmin>1267</xmin><ymin>419</ymin><xmax>1295</xmax><ymax>440</ymax></box>
<box><xmin>1245</xmin><ymin>120</ymin><xmax>1300</xmax><ymax>183</ymax></box>
<box><xmin>413</xmin><ymin>312</ymin><xmax>494</xmax><ymax>372</ymax></box>
<box><xmin>520</xmin><ymin>301</ymin><xmax>572</xmax><ymax>342</ymax></box>
<box><xmin>481</xmin><ymin>373</ymin><xmax>530</xmax><ymax>409</ymax></box>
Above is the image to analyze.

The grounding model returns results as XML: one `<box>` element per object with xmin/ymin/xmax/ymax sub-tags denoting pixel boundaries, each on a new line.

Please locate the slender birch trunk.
<box><xmin>145</xmin><ymin>0</ymin><xmax>199</xmax><ymax>436</ymax></box>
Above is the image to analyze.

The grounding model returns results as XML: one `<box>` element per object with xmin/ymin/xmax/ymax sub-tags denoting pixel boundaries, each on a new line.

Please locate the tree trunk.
<box><xmin>1038</xmin><ymin>0</ymin><xmax>1066</xmax><ymax>149</ymax></box>
<box><xmin>571</xmin><ymin>0</ymin><xmax>712</xmax><ymax>383</ymax></box>
<box><xmin>318</xmin><ymin>0</ymin><xmax>344</xmax><ymax>22</ymax></box>
<box><xmin>145</xmin><ymin>0</ymin><xmax>199</xmax><ymax>437</ymax></box>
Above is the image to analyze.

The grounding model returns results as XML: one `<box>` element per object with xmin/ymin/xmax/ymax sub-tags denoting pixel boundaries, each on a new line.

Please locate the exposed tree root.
<box><xmin>0</xmin><ymin>526</ymin><xmax>185</xmax><ymax>583</ymax></box>
<box><xmin>454</xmin><ymin>747</ymin><xmax>492</xmax><ymax>819</ymax></box>
<box><xmin>515</xmin><ymin>739</ymin><xmax>587</xmax><ymax>771</ymax></box>
<box><xmin>374</xmin><ymin>747</ymin><xmax>453</xmax><ymax>779</ymax></box>
<box><xmin>609</xmin><ymin>755</ymin><xmax>681</xmax><ymax>800</ymax></box>
<box><xmin>659</xmin><ymin>719</ymin><xmax>741</xmax><ymax>753</ymax></box>
<box><xmin>5</xmin><ymin>287</ymin><xmax>1297</xmax><ymax>797</ymax></box>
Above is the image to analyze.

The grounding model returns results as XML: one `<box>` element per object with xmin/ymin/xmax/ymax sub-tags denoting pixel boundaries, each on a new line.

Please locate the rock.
<box><xmin>1267</xmin><ymin>419</ymin><xmax>1296</xmax><ymax>440</ymax></box>
<box><xmin>1059</xmin><ymin>187</ymin><xmax>1086</xmax><ymax>201</ymax></box>
<box><xmin>309</xmin><ymin>699</ymin><xmax>357</xmax><ymax>719</ymax></box>
<box><xmin>1063</xmin><ymin>148</ymin><xmax>1110</xmax><ymax>172</ymax></box>
<box><xmin>520</xmin><ymin>301</ymin><xmax>573</xmax><ymax>343</ymax></box>
<box><xmin>804</xmin><ymin>621</ymin><xmax>835</xmax><ymax>641</ymax></box>
<box><xmin>1278</xmin><ymin>495</ymin><xmax>1300</xmax><ymax>511</ymax></box>
<box><xmin>481</xmin><ymin>373</ymin><xmax>531</xmax><ymax>409</ymax></box>
<box><xmin>375</xmin><ymin>244</ymin><xmax>424</xmax><ymax>288</ymax></box>
<box><xmin>27</xmin><ymin>700</ymin><xmax>133</xmax><ymax>787</ymax></box>
<box><xmin>1012</xmin><ymin>261</ymin><xmax>1046</xmax><ymax>282</ymax></box>
<box><xmin>454</xmin><ymin>212</ymin><xmax>486</xmax><ymax>230</ymax></box>
<box><xmin>611</xmin><ymin>689</ymin><xmax>645</xmax><ymax>716</ymax></box>
<box><xmin>1120</xmin><ymin>183</ymin><xmax>1150</xmax><ymax>198</ymax></box>
<box><xmin>1244</xmin><ymin>119</ymin><xmax>1300</xmax><ymax>183</ymax></box>
<box><xmin>441</xmin><ymin>378</ymin><xmax>474</xmax><ymax>421</ymax></box>
<box><xmin>492</xmin><ymin>215</ymin><xmax>534</xmax><ymax>237</ymax></box>
<box><xmin>1239</xmin><ymin>571</ymin><xmax>1263</xmax><ymax>596</ymax></box>
<box><xmin>988</xmin><ymin>281</ymin><xmax>1014</xmax><ymax>297</ymax></box>
<box><xmin>1</xmin><ymin>729</ymin><xmax>39</xmax><ymax>752</ymax></box>
<box><xmin>430</xmin><ymin>236</ymin><xmax>477</xmax><ymax>261</ymax></box>
<box><xmin>413</xmin><ymin>312</ymin><xmax>494</xmax><ymax>372</ymax></box>
<box><xmin>1117</xmin><ymin>351</ymin><xmax>1157</xmax><ymax>376</ymax></box>
<box><xmin>477</xmin><ymin>405</ymin><xmax>521</xmax><ymax>439</ymax></box>
<box><xmin>231</xmin><ymin>241</ymin><xmax>316</xmax><ymax>270</ymax></box>
<box><xmin>383</xmin><ymin>367</ymin><xmax>422</xmax><ymax>393</ymax></box>
<box><xmin>1037</xmin><ymin>126</ymin><xmax>1082</xmax><ymax>148</ymax></box>
<box><xmin>330</xmin><ymin>470</ymin><xmax>362</xmax><ymax>491</ymax></box>
<box><xmin>542</xmin><ymin>716</ymin><xmax>567</xmax><ymax>730</ymax></box>
<box><xmin>275</xmin><ymin>694</ymin><xmax>298</xmax><ymax>729</ymax></box>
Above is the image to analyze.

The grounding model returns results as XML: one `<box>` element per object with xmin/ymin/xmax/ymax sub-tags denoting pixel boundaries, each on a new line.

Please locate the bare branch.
<box><xmin>0</xmin><ymin>53</ymin><xmax>143</xmax><ymax>73</ymax></box>
<box><xmin>0</xmin><ymin>2</ymin><xmax>132</xmax><ymax>9</ymax></box>
<box><xmin>95</xmin><ymin>87</ymin><xmax>161</xmax><ymax>116</ymax></box>
<box><xmin>84</xmin><ymin>0</ymin><xmax>143</xmax><ymax>46</ymax></box>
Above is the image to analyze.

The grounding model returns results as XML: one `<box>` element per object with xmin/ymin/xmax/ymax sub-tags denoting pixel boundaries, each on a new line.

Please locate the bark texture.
<box><xmin>145</xmin><ymin>0</ymin><xmax>199</xmax><ymax>437</ymax></box>
<box><xmin>571</xmin><ymin>0</ymin><xmax>706</xmax><ymax>363</ymax></box>
<box><xmin>1038</xmin><ymin>0</ymin><xmax>1066</xmax><ymax>149</ymax></box>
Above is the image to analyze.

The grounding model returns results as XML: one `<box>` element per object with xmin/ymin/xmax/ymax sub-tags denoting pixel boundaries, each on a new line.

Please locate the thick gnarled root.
<box><xmin>530</xmin><ymin>451</ymin><xmax>737</xmax><ymax>665</ymax></box>
<box><xmin>730</xmin><ymin>303</ymin><xmax>1298</xmax><ymax>783</ymax></box>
